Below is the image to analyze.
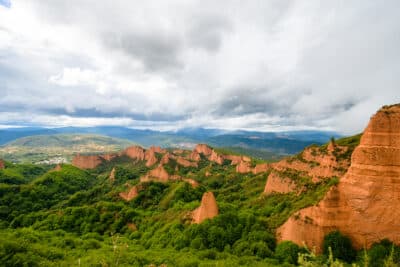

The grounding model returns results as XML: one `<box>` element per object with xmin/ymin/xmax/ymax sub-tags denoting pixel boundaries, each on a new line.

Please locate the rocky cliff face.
<box><xmin>192</xmin><ymin>192</ymin><xmax>219</xmax><ymax>224</ymax></box>
<box><xmin>263</xmin><ymin>141</ymin><xmax>351</xmax><ymax>195</ymax></box>
<box><xmin>253</xmin><ymin>163</ymin><xmax>269</xmax><ymax>174</ymax></box>
<box><xmin>145</xmin><ymin>150</ymin><xmax>158</xmax><ymax>167</ymax></box>
<box><xmin>124</xmin><ymin>146</ymin><xmax>145</xmax><ymax>160</ymax></box>
<box><xmin>264</xmin><ymin>171</ymin><xmax>297</xmax><ymax>194</ymax></box>
<box><xmin>277</xmin><ymin>104</ymin><xmax>400</xmax><ymax>251</ymax></box>
<box><xmin>236</xmin><ymin>160</ymin><xmax>252</xmax><ymax>173</ymax></box>
<box><xmin>194</xmin><ymin>144</ymin><xmax>213</xmax><ymax>156</ymax></box>
<box><xmin>72</xmin><ymin>154</ymin><xmax>104</xmax><ymax>169</ymax></box>
<box><xmin>141</xmin><ymin>165</ymin><xmax>170</xmax><ymax>183</ymax></box>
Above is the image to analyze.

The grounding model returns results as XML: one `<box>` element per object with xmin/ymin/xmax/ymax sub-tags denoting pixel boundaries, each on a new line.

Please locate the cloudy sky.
<box><xmin>0</xmin><ymin>1</ymin><xmax>399</xmax><ymax>134</ymax></box>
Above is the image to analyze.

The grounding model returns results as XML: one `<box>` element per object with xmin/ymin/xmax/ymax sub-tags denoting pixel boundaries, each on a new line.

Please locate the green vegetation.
<box><xmin>0</xmin><ymin>133</ymin><xmax>397</xmax><ymax>266</ymax></box>
<box><xmin>323</xmin><ymin>231</ymin><xmax>356</xmax><ymax>263</ymax></box>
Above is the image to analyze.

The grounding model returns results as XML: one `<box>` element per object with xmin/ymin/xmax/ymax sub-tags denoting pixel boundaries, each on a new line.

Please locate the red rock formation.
<box><xmin>224</xmin><ymin>155</ymin><xmax>242</xmax><ymax>165</ymax></box>
<box><xmin>253</xmin><ymin>163</ymin><xmax>269</xmax><ymax>174</ymax></box>
<box><xmin>145</xmin><ymin>150</ymin><xmax>158</xmax><ymax>167</ymax></box>
<box><xmin>209</xmin><ymin>150</ymin><xmax>224</xmax><ymax>165</ymax></box>
<box><xmin>119</xmin><ymin>185</ymin><xmax>139</xmax><ymax>201</ymax></box>
<box><xmin>194</xmin><ymin>144</ymin><xmax>213</xmax><ymax>156</ymax></box>
<box><xmin>72</xmin><ymin>154</ymin><xmax>103</xmax><ymax>169</ymax></box>
<box><xmin>53</xmin><ymin>164</ymin><xmax>62</xmax><ymax>171</ymax></box>
<box><xmin>264</xmin><ymin>171</ymin><xmax>297</xmax><ymax>194</ymax></box>
<box><xmin>176</xmin><ymin>157</ymin><xmax>198</xmax><ymax>168</ymax></box>
<box><xmin>160</xmin><ymin>153</ymin><xmax>171</xmax><ymax>165</ymax></box>
<box><xmin>236</xmin><ymin>160</ymin><xmax>252</xmax><ymax>173</ymax></box>
<box><xmin>183</xmin><ymin>178</ymin><xmax>200</xmax><ymax>188</ymax></box>
<box><xmin>124</xmin><ymin>146</ymin><xmax>145</xmax><ymax>160</ymax></box>
<box><xmin>109</xmin><ymin>167</ymin><xmax>116</xmax><ymax>182</ymax></box>
<box><xmin>0</xmin><ymin>159</ymin><xmax>4</xmax><ymax>169</ymax></box>
<box><xmin>189</xmin><ymin>150</ymin><xmax>201</xmax><ymax>162</ymax></box>
<box><xmin>148</xmin><ymin>146</ymin><xmax>166</xmax><ymax>154</ymax></box>
<box><xmin>192</xmin><ymin>192</ymin><xmax>219</xmax><ymax>224</ymax></box>
<box><xmin>141</xmin><ymin>165</ymin><xmax>170</xmax><ymax>183</ymax></box>
<box><xmin>277</xmin><ymin>104</ymin><xmax>400</xmax><ymax>251</ymax></box>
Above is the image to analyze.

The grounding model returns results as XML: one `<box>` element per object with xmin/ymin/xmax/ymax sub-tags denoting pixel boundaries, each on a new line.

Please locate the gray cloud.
<box><xmin>104</xmin><ymin>31</ymin><xmax>183</xmax><ymax>72</ymax></box>
<box><xmin>0</xmin><ymin>1</ymin><xmax>399</xmax><ymax>134</ymax></box>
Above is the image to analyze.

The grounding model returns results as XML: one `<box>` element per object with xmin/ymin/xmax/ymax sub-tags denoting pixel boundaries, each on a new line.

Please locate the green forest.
<box><xmin>1</xmin><ymin>137</ymin><xmax>399</xmax><ymax>266</ymax></box>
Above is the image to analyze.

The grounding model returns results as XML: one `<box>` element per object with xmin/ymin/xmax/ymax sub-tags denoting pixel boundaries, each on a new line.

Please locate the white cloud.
<box><xmin>0</xmin><ymin>1</ymin><xmax>399</xmax><ymax>134</ymax></box>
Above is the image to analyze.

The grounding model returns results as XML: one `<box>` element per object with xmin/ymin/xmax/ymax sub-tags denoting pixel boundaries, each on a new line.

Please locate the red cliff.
<box><xmin>277</xmin><ymin>104</ymin><xmax>400</xmax><ymax>251</ymax></box>
<box><xmin>72</xmin><ymin>154</ymin><xmax>103</xmax><ymax>169</ymax></box>
<box><xmin>140</xmin><ymin>165</ymin><xmax>170</xmax><ymax>183</ymax></box>
<box><xmin>192</xmin><ymin>192</ymin><xmax>219</xmax><ymax>224</ymax></box>
<box><xmin>124</xmin><ymin>146</ymin><xmax>145</xmax><ymax>160</ymax></box>
<box><xmin>264</xmin><ymin>171</ymin><xmax>297</xmax><ymax>194</ymax></box>
<box><xmin>236</xmin><ymin>160</ymin><xmax>252</xmax><ymax>173</ymax></box>
<box><xmin>145</xmin><ymin>150</ymin><xmax>158</xmax><ymax>167</ymax></box>
<box><xmin>194</xmin><ymin>144</ymin><xmax>213</xmax><ymax>156</ymax></box>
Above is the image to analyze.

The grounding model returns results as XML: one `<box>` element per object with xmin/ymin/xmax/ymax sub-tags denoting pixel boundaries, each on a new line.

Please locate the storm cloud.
<box><xmin>0</xmin><ymin>0</ymin><xmax>399</xmax><ymax>134</ymax></box>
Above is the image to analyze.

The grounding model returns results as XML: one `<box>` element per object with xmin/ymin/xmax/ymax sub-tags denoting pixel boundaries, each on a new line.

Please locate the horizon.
<box><xmin>1</xmin><ymin>1</ymin><xmax>400</xmax><ymax>135</ymax></box>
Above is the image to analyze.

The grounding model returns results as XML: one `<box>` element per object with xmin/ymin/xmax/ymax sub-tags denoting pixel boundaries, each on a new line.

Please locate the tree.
<box><xmin>323</xmin><ymin>231</ymin><xmax>356</xmax><ymax>263</ymax></box>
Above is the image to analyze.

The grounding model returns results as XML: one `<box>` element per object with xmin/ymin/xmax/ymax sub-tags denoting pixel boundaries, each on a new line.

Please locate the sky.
<box><xmin>0</xmin><ymin>1</ymin><xmax>399</xmax><ymax>134</ymax></box>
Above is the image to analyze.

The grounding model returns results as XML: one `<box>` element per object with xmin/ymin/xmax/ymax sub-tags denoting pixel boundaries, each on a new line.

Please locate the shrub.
<box><xmin>275</xmin><ymin>240</ymin><xmax>304</xmax><ymax>264</ymax></box>
<box><xmin>323</xmin><ymin>231</ymin><xmax>356</xmax><ymax>263</ymax></box>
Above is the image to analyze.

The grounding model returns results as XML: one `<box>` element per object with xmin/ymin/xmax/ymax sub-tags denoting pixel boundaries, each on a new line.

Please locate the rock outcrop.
<box><xmin>277</xmin><ymin>104</ymin><xmax>400</xmax><ymax>251</ymax></box>
<box><xmin>124</xmin><ymin>146</ymin><xmax>145</xmax><ymax>160</ymax></box>
<box><xmin>236</xmin><ymin>160</ymin><xmax>252</xmax><ymax>173</ymax></box>
<box><xmin>194</xmin><ymin>144</ymin><xmax>213</xmax><ymax>156</ymax></box>
<box><xmin>189</xmin><ymin>151</ymin><xmax>201</xmax><ymax>161</ymax></box>
<box><xmin>119</xmin><ymin>184</ymin><xmax>139</xmax><ymax>201</ymax></box>
<box><xmin>264</xmin><ymin>171</ymin><xmax>297</xmax><ymax>194</ymax></box>
<box><xmin>53</xmin><ymin>164</ymin><xmax>62</xmax><ymax>171</ymax></box>
<box><xmin>253</xmin><ymin>163</ymin><xmax>269</xmax><ymax>174</ymax></box>
<box><xmin>140</xmin><ymin>165</ymin><xmax>171</xmax><ymax>183</ymax></box>
<box><xmin>209</xmin><ymin>150</ymin><xmax>224</xmax><ymax>165</ymax></box>
<box><xmin>176</xmin><ymin>157</ymin><xmax>198</xmax><ymax>168</ymax></box>
<box><xmin>145</xmin><ymin>150</ymin><xmax>158</xmax><ymax>167</ymax></box>
<box><xmin>263</xmin><ymin>140</ymin><xmax>351</xmax><ymax>194</ymax></box>
<box><xmin>72</xmin><ymin>154</ymin><xmax>104</xmax><ymax>169</ymax></box>
<box><xmin>192</xmin><ymin>192</ymin><xmax>219</xmax><ymax>224</ymax></box>
<box><xmin>183</xmin><ymin>178</ymin><xmax>200</xmax><ymax>188</ymax></box>
<box><xmin>109</xmin><ymin>167</ymin><xmax>116</xmax><ymax>182</ymax></box>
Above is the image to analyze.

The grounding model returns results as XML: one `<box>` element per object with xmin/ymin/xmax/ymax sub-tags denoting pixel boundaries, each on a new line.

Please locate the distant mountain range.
<box><xmin>0</xmin><ymin>126</ymin><xmax>342</xmax><ymax>162</ymax></box>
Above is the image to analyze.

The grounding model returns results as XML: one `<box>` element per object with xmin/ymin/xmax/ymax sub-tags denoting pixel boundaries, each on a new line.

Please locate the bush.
<box><xmin>366</xmin><ymin>239</ymin><xmax>400</xmax><ymax>267</ymax></box>
<box><xmin>323</xmin><ymin>231</ymin><xmax>356</xmax><ymax>263</ymax></box>
<box><xmin>275</xmin><ymin>241</ymin><xmax>304</xmax><ymax>264</ymax></box>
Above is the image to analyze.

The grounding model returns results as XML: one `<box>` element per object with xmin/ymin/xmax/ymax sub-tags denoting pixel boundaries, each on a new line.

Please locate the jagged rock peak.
<box><xmin>192</xmin><ymin>192</ymin><xmax>219</xmax><ymax>224</ymax></box>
